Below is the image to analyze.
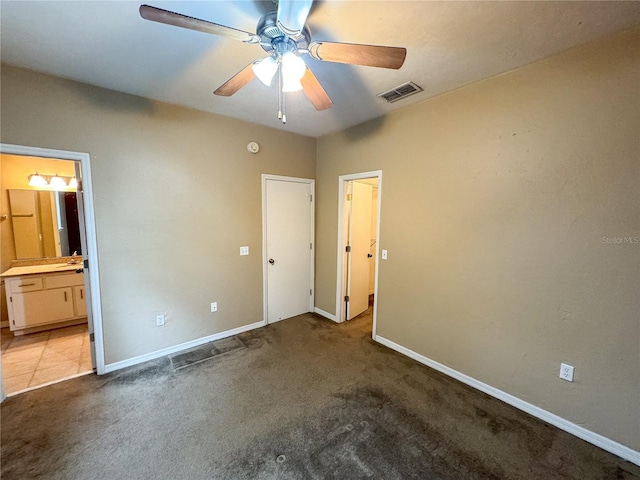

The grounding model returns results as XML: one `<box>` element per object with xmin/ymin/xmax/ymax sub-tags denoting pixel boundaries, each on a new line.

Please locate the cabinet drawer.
<box><xmin>44</xmin><ymin>272</ymin><xmax>84</xmax><ymax>289</ymax></box>
<box><xmin>6</xmin><ymin>277</ymin><xmax>43</xmax><ymax>293</ymax></box>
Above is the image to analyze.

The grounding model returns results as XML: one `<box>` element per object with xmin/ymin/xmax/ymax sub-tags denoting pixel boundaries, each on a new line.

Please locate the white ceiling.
<box><xmin>2</xmin><ymin>1</ymin><xmax>639</xmax><ymax>138</ymax></box>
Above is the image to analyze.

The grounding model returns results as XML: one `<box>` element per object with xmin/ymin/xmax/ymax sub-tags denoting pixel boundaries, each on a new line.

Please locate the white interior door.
<box><xmin>74</xmin><ymin>162</ymin><xmax>96</xmax><ymax>370</ymax></box>
<box><xmin>264</xmin><ymin>176</ymin><xmax>314</xmax><ymax>324</ymax></box>
<box><xmin>347</xmin><ymin>181</ymin><xmax>373</xmax><ymax>320</ymax></box>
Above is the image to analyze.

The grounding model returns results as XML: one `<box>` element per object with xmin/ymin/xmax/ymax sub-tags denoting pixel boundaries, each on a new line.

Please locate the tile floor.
<box><xmin>1</xmin><ymin>323</ymin><xmax>93</xmax><ymax>395</ymax></box>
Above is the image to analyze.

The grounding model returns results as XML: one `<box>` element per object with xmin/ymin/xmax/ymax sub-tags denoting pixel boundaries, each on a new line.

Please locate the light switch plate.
<box><xmin>382</xmin><ymin>249</ymin><xmax>388</xmax><ymax>260</ymax></box>
<box><xmin>240</xmin><ymin>246</ymin><xmax>249</xmax><ymax>256</ymax></box>
<box><xmin>211</xmin><ymin>302</ymin><xmax>218</xmax><ymax>313</ymax></box>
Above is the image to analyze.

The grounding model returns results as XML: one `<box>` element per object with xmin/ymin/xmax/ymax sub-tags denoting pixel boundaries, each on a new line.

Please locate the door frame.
<box><xmin>261</xmin><ymin>174</ymin><xmax>315</xmax><ymax>324</ymax></box>
<box><xmin>1</xmin><ymin>143</ymin><xmax>105</xmax><ymax>375</ymax></box>
<box><xmin>336</xmin><ymin>171</ymin><xmax>382</xmax><ymax>337</ymax></box>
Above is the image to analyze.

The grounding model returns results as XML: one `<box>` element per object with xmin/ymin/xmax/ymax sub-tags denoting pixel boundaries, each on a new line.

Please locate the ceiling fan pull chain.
<box><xmin>282</xmin><ymin>87</ymin><xmax>287</xmax><ymax>125</ymax></box>
<box><xmin>278</xmin><ymin>62</ymin><xmax>286</xmax><ymax>124</ymax></box>
<box><xmin>278</xmin><ymin>63</ymin><xmax>283</xmax><ymax>122</ymax></box>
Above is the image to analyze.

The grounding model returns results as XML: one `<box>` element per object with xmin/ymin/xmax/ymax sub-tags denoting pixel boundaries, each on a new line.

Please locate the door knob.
<box><xmin>269</xmin><ymin>258</ymin><xmax>275</xmax><ymax>265</ymax></box>
<box><xmin>367</xmin><ymin>253</ymin><xmax>373</xmax><ymax>258</ymax></box>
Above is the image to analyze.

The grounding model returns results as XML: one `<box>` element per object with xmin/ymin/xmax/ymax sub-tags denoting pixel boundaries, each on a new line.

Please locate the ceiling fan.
<box><xmin>139</xmin><ymin>1</ymin><xmax>407</xmax><ymax>123</ymax></box>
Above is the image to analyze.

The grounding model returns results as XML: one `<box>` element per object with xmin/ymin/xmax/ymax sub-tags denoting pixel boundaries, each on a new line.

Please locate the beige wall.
<box><xmin>0</xmin><ymin>65</ymin><xmax>316</xmax><ymax>364</ymax></box>
<box><xmin>316</xmin><ymin>28</ymin><xmax>639</xmax><ymax>450</ymax></box>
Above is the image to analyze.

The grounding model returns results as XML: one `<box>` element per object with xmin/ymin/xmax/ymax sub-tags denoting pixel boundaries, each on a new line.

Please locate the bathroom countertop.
<box><xmin>1</xmin><ymin>263</ymin><xmax>83</xmax><ymax>277</ymax></box>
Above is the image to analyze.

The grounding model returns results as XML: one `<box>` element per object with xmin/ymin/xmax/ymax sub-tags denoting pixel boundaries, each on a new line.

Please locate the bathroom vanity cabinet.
<box><xmin>2</xmin><ymin>265</ymin><xmax>87</xmax><ymax>335</ymax></box>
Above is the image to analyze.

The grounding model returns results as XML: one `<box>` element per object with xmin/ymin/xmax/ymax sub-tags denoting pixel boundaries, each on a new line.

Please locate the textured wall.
<box><xmin>315</xmin><ymin>28</ymin><xmax>640</xmax><ymax>450</ymax></box>
<box><xmin>0</xmin><ymin>66</ymin><xmax>316</xmax><ymax>365</ymax></box>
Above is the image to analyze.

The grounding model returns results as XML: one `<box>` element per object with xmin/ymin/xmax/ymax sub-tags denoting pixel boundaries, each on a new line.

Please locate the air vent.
<box><xmin>377</xmin><ymin>81</ymin><xmax>423</xmax><ymax>103</ymax></box>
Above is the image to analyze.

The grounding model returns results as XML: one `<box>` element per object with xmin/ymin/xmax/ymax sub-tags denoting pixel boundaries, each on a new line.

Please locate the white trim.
<box><xmin>0</xmin><ymin>143</ymin><xmax>106</xmax><ymax>375</ymax></box>
<box><xmin>104</xmin><ymin>320</ymin><xmax>265</xmax><ymax>373</ymax></box>
<box><xmin>261</xmin><ymin>174</ymin><xmax>315</xmax><ymax>325</ymax></box>
<box><xmin>375</xmin><ymin>335</ymin><xmax>640</xmax><ymax>466</ymax></box>
<box><xmin>336</xmin><ymin>171</ymin><xmax>382</xmax><ymax>338</ymax></box>
<box><xmin>314</xmin><ymin>307</ymin><xmax>338</xmax><ymax>322</ymax></box>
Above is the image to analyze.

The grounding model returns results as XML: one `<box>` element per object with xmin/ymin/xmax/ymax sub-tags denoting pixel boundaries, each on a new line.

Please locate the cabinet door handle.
<box><xmin>64</xmin><ymin>291</ymin><xmax>68</xmax><ymax>302</ymax></box>
<box><xmin>18</xmin><ymin>283</ymin><xmax>36</xmax><ymax>288</ymax></box>
<box><xmin>80</xmin><ymin>289</ymin><xmax>84</xmax><ymax>300</ymax></box>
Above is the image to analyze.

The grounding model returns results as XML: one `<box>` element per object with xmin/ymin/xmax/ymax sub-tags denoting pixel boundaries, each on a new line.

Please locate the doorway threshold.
<box><xmin>6</xmin><ymin>370</ymin><xmax>94</xmax><ymax>398</ymax></box>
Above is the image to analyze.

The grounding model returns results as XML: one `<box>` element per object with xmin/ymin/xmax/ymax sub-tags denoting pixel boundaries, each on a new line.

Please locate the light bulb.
<box><xmin>252</xmin><ymin>56</ymin><xmax>278</xmax><ymax>87</ymax></box>
<box><xmin>282</xmin><ymin>77</ymin><xmax>303</xmax><ymax>92</ymax></box>
<box><xmin>28</xmin><ymin>173</ymin><xmax>47</xmax><ymax>187</ymax></box>
<box><xmin>281</xmin><ymin>52</ymin><xmax>306</xmax><ymax>92</ymax></box>
<box><xmin>49</xmin><ymin>174</ymin><xmax>67</xmax><ymax>189</ymax></box>
<box><xmin>68</xmin><ymin>177</ymin><xmax>78</xmax><ymax>189</ymax></box>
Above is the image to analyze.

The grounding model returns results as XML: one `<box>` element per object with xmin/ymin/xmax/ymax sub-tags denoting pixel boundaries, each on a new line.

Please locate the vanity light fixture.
<box><xmin>26</xmin><ymin>172</ymin><xmax>78</xmax><ymax>190</ymax></box>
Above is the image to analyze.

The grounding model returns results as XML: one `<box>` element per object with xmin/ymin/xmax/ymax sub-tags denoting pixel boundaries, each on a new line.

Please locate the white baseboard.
<box><xmin>104</xmin><ymin>320</ymin><xmax>265</xmax><ymax>374</ymax></box>
<box><xmin>375</xmin><ymin>335</ymin><xmax>640</xmax><ymax>466</ymax></box>
<box><xmin>314</xmin><ymin>307</ymin><xmax>338</xmax><ymax>322</ymax></box>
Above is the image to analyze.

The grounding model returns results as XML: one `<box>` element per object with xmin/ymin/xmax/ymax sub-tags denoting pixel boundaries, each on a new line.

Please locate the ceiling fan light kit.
<box><xmin>280</xmin><ymin>52</ymin><xmax>306</xmax><ymax>92</ymax></box>
<box><xmin>252</xmin><ymin>57</ymin><xmax>278</xmax><ymax>87</ymax></box>
<box><xmin>139</xmin><ymin>1</ymin><xmax>407</xmax><ymax>124</ymax></box>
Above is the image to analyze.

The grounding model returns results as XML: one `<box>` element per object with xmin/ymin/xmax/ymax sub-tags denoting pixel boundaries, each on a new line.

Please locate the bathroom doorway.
<box><xmin>0</xmin><ymin>144</ymin><xmax>104</xmax><ymax>399</ymax></box>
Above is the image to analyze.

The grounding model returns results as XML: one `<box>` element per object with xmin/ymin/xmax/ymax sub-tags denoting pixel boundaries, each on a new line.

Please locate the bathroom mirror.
<box><xmin>8</xmin><ymin>189</ymin><xmax>82</xmax><ymax>260</ymax></box>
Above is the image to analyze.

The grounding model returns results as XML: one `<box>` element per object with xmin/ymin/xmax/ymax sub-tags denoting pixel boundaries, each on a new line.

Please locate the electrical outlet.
<box><xmin>211</xmin><ymin>302</ymin><xmax>218</xmax><ymax>313</ymax></box>
<box><xmin>559</xmin><ymin>363</ymin><xmax>574</xmax><ymax>382</ymax></box>
<box><xmin>156</xmin><ymin>314</ymin><xmax>165</xmax><ymax>326</ymax></box>
<box><xmin>240</xmin><ymin>246</ymin><xmax>249</xmax><ymax>256</ymax></box>
<box><xmin>381</xmin><ymin>249</ymin><xmax>388</xmax><ymax>260</ymax></box>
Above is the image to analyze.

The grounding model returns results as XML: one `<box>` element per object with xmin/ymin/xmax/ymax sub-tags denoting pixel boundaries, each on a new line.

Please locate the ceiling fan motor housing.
<box><xmin>257</xmin><ymin>11</ymin><xmax>311</xmax><ymax>54</ymax></box>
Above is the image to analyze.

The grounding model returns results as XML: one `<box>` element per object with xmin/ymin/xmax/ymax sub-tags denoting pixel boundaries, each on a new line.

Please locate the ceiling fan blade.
<box><xmin>300</xmin><ymin>67</ymin><xmax>332</xmax><ymax>111</ymax></box>
<box><xmin>214</xmin><ymin>63</ymin><xmax>256</xmax><ymax>96</ymax></box>
<box><xmin>277</xmin><ymin>0</ymin><xmax>313</xmax><ymax>36</ymax></box>
<box><xmin>308</xmin><ymin>42</ymin><xmax>407</xmax><ymax>69</ymax></box>
<box><xmin>139</xmin><ymin>5</ymin><xmax>259</xmax><ymax>44</ymax></box>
